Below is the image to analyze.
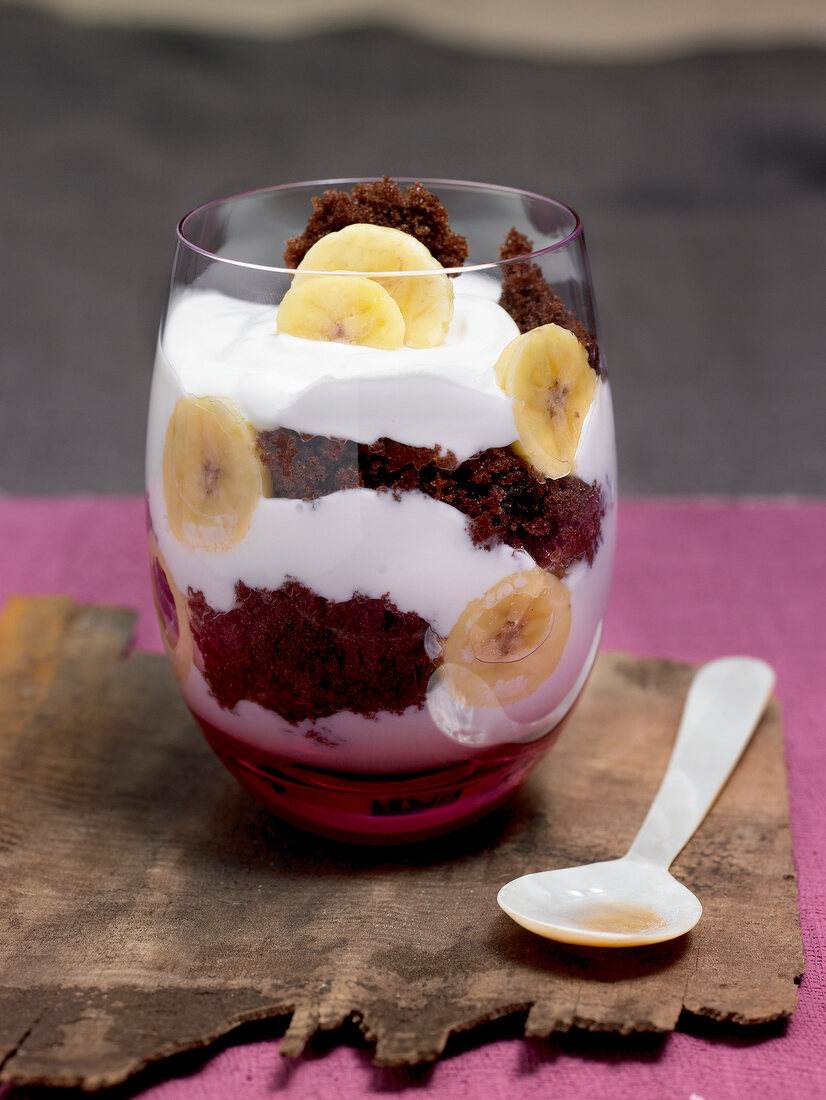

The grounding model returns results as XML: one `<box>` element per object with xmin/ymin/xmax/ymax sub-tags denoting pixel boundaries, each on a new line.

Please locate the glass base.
<box><xmin>194</xmin><ymin>715</ymin><xmax>568</xmax><ymax>844</ymax></box>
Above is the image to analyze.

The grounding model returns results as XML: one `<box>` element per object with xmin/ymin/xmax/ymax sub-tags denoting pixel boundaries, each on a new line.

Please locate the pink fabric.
<box><xmin>1</xmin><ymin>496</ymin><xmax>824</xmax><ymax>1100</ymax></box>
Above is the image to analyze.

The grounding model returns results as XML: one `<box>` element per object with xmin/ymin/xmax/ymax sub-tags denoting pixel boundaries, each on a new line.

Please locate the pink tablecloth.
<box><xmin>1</xmin><ymin>496</ymin><xmax>824</xmax><ymax>1100</ymax></box>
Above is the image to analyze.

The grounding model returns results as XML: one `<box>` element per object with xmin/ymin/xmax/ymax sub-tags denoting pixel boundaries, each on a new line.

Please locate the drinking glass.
<box><xmin>146</xmin><ymin>178</ymin><xmax>616</xmax><ymax>842</ymax></box>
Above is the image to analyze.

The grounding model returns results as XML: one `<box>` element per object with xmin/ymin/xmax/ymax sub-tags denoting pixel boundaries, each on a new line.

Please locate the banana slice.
<box><xmin>296</xmin><ymin>223</ymin><xmax>453</xmax><ymax>348</ymax></box>
<box><xmin>277</xmin><ymin>273</ymin><xmax>405</xmax><ymax>349</ymax></box>
<box><xmin>495</xmin><ymin>323</ymin><xmax>597</xmax><ymax>480</ymax></box>
<box><xmin>162</xmin><ymin>395</ymin><xmax>268</xmax><ymax>551</ymax></box>
<box><xmin>442</xmin><ymin>568</ymin><xmax>571</xmax><ymax>706</ymax></box>
<box><xmin>148</xmin><ymin>531</ymin><xmax>194</xmax><ymax>684</ymax></box>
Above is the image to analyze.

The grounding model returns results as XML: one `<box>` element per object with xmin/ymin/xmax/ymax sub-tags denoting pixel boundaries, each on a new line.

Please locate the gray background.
<box><xmin>2</xmin><ymin>4</ymin><xmax>824</xmax><ymax>495</ymax></box>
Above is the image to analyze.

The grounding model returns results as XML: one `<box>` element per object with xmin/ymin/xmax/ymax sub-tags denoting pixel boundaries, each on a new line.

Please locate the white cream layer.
<box><xmin>153</xmin><ymin>486</ymin><xmax>535</xmax><ymax>637</ymax></box>
<box><xmin>161</xmin><ymin>274</ymin><xmax>520</xmax><ymax>462</ymax></box>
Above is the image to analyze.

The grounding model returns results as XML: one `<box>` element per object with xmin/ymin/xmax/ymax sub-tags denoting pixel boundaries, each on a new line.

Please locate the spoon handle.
<box><xmin>626</xmin><ymin>657</ymin><xmax>775</xmax><ymax>869</ymax></box>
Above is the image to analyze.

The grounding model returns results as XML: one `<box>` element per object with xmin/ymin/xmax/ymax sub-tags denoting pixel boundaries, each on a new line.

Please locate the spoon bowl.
<box><xmin>498</xmin><ymin>856</ymin><xmax>702</xmax><ymax>947</ymax></box>
<box><xmin>497</xmin><ymin>657</ymin><xmax>775</xmax><ymax>947</ymax></box>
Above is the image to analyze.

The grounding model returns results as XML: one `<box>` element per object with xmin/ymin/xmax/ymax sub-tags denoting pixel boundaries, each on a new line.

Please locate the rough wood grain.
<box><xmin>0</xmin><ymin>597</ymin><xmax>804</xmax><ymax>1089</ymax></box>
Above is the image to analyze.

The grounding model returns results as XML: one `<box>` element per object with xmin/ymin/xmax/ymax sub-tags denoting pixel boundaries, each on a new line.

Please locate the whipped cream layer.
<box><xmin>161</xmin><ymin>273</ymin><xmax>520</xmax><ymax>462</ymax></box>
<box><xmin>154</xmin><ymin>486</ymin><xmax>535</xmax><ymax>637</ymax></box>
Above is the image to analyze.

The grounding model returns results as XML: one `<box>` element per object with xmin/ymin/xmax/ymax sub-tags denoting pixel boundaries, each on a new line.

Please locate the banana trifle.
<box><xmin>146</xmin><ymin>179</ymin><xmax>616</xmax><ymax>839</ymax></box>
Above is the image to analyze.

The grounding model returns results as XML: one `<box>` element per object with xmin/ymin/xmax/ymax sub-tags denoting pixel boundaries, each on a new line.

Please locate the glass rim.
<box><xmin>176</xmin><ymin>177</ymin><xmax>584</xmax><ymax>277</ymax></box>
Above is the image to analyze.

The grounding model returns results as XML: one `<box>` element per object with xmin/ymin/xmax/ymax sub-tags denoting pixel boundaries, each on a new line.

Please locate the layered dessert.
<box><xmin>146</xmin><ymin>179</ymin><xmax>616</xmax><ymax>836</ymax></box>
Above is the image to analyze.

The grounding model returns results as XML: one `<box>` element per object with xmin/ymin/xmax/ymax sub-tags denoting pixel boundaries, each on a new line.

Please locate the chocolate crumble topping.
<box><xmin>498</xmin><ymin>228</ymin><xmax>601</xmax><ymax>374</ymax></box>
<box><xmin>283</xmin><ymin>177</ymin><xmax>469</xmax><ymax>269</ymax></box>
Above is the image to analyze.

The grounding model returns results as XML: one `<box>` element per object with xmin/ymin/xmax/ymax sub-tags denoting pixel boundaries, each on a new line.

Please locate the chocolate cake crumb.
<box><xmin>359</xmin><ymin>440</ymin><xmax>604</xmax><ymax>575</ymax></box>
<box><xmin>257</xmin><ymin>428</ymin><xmax>359</xmax><ymax>500</ymax></box>
<box><xmin>499</xmin><ymin>228</ymin><xmax>601</xmax><ymax>374</ymax></box>
<box><xmin>357</xmin><ymin>436</ymin><xmax>460</xmax><ymax>475</ymax></box>
<box><xmin>283</xmin><ymin>177</ymin><xmax>469</xmax><ymax>269</ymax></box>
<box><xmin>257</xmin><ymin>429</ymin><xmax>459</xmax><ymax>501</ymax></box>
<box><xmin>188</xmin><ymin>581</ymin><xmax>434</xmax><ymax>723</ymax></box>
<box><xmin>257</xmin><ymin>429</ymin><xmax>603</xmax><ymax>575</ymax></box>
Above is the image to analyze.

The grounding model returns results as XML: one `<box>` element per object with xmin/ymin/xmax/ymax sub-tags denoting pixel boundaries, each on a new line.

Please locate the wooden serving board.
<box><xmin>0</xmin><ymin>597</ymin><xmax>804</xmax><ymax>1090</ymax></box>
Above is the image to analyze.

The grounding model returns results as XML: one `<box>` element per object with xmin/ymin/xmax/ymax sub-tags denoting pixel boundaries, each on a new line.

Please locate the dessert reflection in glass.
<box><xmin>146</xmin><ymin>178</ymin><xmax>617</xmax><ymax>842</ymax></box>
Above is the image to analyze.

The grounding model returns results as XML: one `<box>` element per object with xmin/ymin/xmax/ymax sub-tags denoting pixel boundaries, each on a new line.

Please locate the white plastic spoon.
<box><xmin>497</xmin><ymin>657</ymin><xmax>775</xmax><ymax>947</ymax></box>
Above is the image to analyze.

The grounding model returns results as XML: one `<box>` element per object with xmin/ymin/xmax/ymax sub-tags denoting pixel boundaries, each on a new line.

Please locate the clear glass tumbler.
<box><xmin>146</xmin><ymin>178</ymin><xmax>616</xmax><ymax>842</ymax></box>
